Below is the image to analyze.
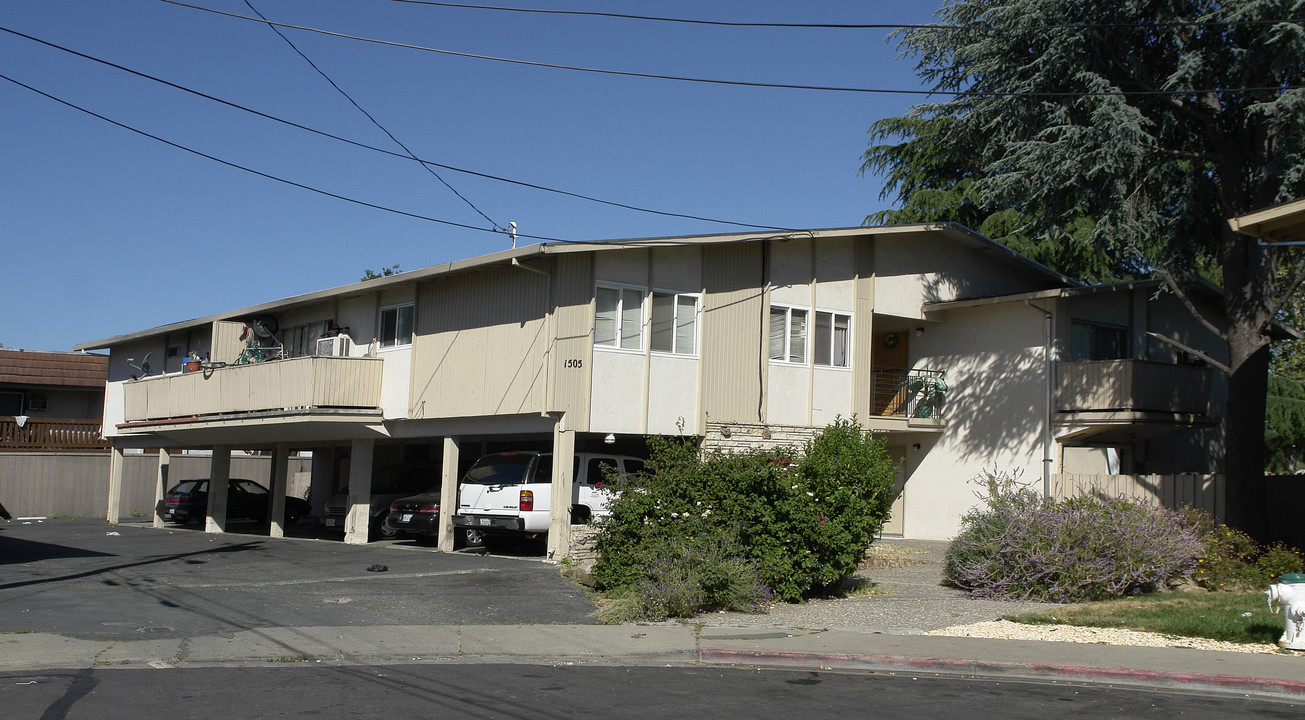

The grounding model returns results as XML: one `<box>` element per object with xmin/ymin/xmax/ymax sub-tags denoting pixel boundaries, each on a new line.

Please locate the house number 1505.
<box><xmin>564</xmin><ymin>358</ymin><xmax>584</xmax><ymax>368</ymax></box>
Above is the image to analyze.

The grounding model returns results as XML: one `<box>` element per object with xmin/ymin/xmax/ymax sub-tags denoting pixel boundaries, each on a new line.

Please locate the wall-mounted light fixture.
<box><xmin>915</xmin><ymin>327</ymin><xmax>925</xmax><ymax>337</ymax></box>
<box><xmin>883</xmin><ymin>333</ymin><xmax>899</xmax><ymax>349</ymax></box>
<box><xmin>912</xmin><ymin>443</ymin><xmax>921</xmax><ymax>451</ymax></box>
<box><xmin>604</xmin><ymin>433</ymin><xmax>616</xmax><ymax>445</ymax></box>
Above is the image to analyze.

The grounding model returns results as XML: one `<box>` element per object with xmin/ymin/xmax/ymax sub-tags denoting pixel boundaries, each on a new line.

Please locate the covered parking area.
<box><xmin>107</xmin><ymin>409</ymin><xmax>647</xmax><ymax>558</ymax></box>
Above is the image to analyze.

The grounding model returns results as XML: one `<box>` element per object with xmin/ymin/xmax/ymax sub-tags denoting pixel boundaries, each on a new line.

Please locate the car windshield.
<box><xmin>172</xmin><ymin>480</ymin><xmax>208</xmax><ymax>494</ymax></box>
<box><xmin>462</xmin><ymin>454</ymin><xmax>535</xmax><ymax>485</ymax></box>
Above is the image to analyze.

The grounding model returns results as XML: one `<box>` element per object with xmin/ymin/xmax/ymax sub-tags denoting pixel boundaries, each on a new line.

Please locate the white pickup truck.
<box><xmin>451</xmin><ymin>450</ymin><xmax>644</xmax><ymax>550</ymax></box>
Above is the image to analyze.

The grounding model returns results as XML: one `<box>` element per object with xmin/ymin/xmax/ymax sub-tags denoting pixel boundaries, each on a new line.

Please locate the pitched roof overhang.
<box><xmin>73</xmin><ymin>223</ymin><xmax>1076</xmax><ymax>351</ymax></box>
<box><xmin>1228</xmin><ymin>198</ymin><xmax>1305</xmax><ymax>243</ymax></box>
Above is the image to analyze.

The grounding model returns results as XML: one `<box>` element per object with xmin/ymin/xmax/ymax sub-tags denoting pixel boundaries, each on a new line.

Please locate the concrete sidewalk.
<box><xmin>2</xmin><ymin>623</ymin><xmax>1304</xmax><ymax>700</ymax></box>
<box><xmin>2</xmin><ymin>520</ymin><xmax>1302</xmax><ymax>700</ymax></box>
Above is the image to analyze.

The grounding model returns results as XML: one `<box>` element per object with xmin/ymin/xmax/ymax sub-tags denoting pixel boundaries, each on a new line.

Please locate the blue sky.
<box><xmin>3</xmin><ymin>1</ymin><xmax>938</xmax><ymax>351</ymax></box>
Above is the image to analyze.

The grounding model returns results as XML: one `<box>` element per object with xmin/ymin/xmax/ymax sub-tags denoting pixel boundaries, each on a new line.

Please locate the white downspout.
<box><xmin>1025</xmin><ymin>299</ymin><xmax>1055</xmax><ymax>498</ymax></box>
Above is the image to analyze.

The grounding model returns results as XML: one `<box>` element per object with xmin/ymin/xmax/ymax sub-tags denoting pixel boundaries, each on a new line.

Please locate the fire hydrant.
<box><xmin>1266</xmin><ymin>573</ymin><xmax>1305</xmax><ymax>651</ymax></box>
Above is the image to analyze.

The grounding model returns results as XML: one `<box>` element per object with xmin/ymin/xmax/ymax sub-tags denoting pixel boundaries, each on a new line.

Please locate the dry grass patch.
<box><xmin>860</xmin><ymin>543</ymin><xmax>936</xmax><ymax>570</ymax></box>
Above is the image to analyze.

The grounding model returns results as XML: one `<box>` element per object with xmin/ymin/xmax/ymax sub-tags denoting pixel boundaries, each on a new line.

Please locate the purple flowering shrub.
<box><xmin>944</xmin><ymin>469</ymin><xmax>1202</xmax><ymax>603</ymax></box>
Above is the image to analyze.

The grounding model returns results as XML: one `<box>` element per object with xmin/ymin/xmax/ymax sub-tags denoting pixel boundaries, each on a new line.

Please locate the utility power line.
<box><xmin>162</xmin><ymin>1</ymin><xmax>1304</xmax><ymax>97</ymax></box>
<box><xmin>383</xmin><ymin>0</ymin><xmax>1304</xmax><ymax>31</ymax></box>
<box><xmin>0</xmin><ymin>25</ymin><xmax>792</xmax><ymax>232</ymax></box>
<box><xmin>241</xmin><ymin>0</ymin><xmax>503</xmax><ymax>232</ymax></box>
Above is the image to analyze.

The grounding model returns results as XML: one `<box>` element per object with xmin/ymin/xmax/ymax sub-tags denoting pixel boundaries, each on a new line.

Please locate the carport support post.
<box><xmin>106</xmin><ymin>444</ymin><xmax>124</xmax><ymax>525</ymax></box>
<box><xmin>437</xmin><ymin>436</ymin><xmax>460</xmax><ymax>552</ymax></box>
<box><xmin>546</xmin><ymin>415</ymin><xmax>575</xmax><ymax>561</ymax></box>
<box><xmin>344</xmin><ymin>438</ymin><xmax>374</xmax><ymax>545</ymax></box>
<box><xmin>268</xmin><ymin>443</ymin><xmax>290</xmax><ymax>539</ymax></box>
<box><xmin>152</xmin><ymin>448</ymin><xmax>171</xmax><ymax>529</ymax></box>
<box><xmin>205</xmin><ymin>445</ymin><xmax>231</xmax><ymax>534</ymax></box>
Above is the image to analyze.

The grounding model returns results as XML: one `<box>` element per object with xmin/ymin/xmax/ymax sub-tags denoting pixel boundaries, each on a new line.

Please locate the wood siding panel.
<box><xmin>700</xmin><ymin>244</ymin><xmax>764</xmax><ymax>426</ymax></box>
<box><xmin>412</xmin><ymin>266</ymin><xmax>550</xmax><ymax>419</ymax></box>
<box><xmin>851</xmin><ymin>238</ymin><xmax>876</xmax><ymax>418</ymax></box>
<box><xmin>550</xmin><ymin>254</ymin><xmax>593</xmax><ymax>428</ymax></box>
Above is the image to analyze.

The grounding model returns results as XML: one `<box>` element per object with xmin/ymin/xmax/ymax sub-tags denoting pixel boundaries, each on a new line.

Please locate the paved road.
<box><xmin>0</xmin><ymin>518</ymin><xmax>593</xmax><ymax>641</ymax></box>
<box><xmin>3</xmin><ymin>664</ymin><xmax>1300</xmax><ymax>720</ymax></box>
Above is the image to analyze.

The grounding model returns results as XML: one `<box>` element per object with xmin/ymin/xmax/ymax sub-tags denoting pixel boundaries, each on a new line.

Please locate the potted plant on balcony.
<box><xmin>184</xmin><ymin>353</ymin><xmax>202</xmax><ymax>373</ymax></box>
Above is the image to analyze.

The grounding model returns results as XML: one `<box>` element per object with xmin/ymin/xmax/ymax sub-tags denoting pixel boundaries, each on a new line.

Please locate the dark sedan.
<box><xmin>385</xmin><ymin>489</ymin><xmax>483</xmax><ymax>547</ymax></box>
<box><xmin>165</xmin><ymin>478</ymin><xmax>309</xmax><ymax>526</ymax></box>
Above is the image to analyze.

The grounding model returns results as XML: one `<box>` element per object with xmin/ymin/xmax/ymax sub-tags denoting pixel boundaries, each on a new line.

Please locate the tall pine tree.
<box><xmin>864</xmin><ymin>0</ymin><xmax>1305</xmax><ymax>538</ymax></box>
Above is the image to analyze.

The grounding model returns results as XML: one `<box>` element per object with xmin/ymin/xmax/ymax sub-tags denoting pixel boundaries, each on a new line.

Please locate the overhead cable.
<box><xmin>0</xmin><ymin>72</ymin><xmax>567</xmax><ymax>242</ymax></box>
<box><xmin>160</xmin><ymin>1</ymin><xmax>1305</xmax><ymax>97</ymax></box>
<box><xmin>0</xmin><ymin>24</ymin><xmax>791</xmax><ymax>232</ymax></box>
<box><xmin>242</xmin><ymin>0</ymin><xmax>504</xmax><ymax>232</ymax></box>
<box><xmin>383</xmin><ymin>0</ymin><xmax>1303</xmax><ymax>31</ymax></box>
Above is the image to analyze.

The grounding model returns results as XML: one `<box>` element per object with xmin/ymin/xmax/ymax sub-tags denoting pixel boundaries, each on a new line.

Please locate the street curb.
<box><xmin>697</xmin><ymin>647</ymin><xmax>1305</xmax><ymax>700</ymax></box>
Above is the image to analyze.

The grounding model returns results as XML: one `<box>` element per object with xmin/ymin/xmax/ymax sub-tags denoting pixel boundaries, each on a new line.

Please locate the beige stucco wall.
<box><xmin>900</xmin><ymin>301</ymin><xmax>1050</xmax><ymax>539</ymax></box>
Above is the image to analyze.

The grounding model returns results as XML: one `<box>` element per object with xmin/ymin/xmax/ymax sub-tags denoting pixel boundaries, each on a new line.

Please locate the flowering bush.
<box><xmin>944</xmin><ymin>468</ymin><xmax>1202</xmax><ymax>602</ymax></box>
<box><xmin>591</xmin><ymin>417</ymin><xmax>897</xmax><ymax>617</ymax></box>
<box><xmin>1182</xmin><ymin>509</ymin><xmax>1305</xmax><ymax>590</ymax></box>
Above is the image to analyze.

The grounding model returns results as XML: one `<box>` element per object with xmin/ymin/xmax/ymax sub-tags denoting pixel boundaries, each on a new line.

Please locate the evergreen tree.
<box><xmin>863</xmin><ymin>0</ymin><xmax>1305</xmax><ymax>538</ymax></box>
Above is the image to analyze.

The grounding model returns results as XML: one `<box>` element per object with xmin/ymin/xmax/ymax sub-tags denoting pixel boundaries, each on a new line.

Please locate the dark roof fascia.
<box><xmin>73</xmin><ymin>224</ymin><xmax>1075</xmax><ymax>351</ymax></box>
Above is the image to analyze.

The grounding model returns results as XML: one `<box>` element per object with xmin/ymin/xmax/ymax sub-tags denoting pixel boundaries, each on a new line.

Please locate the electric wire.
<box><xmin>383</xmin><ymin>0</ymin><xmax>1303</xmax><ymax>31</ymax></box>
<box><xmin>0</xmin><ymin>72</ymin><xmax>569</xmax><ymax>243</ymax></box>
<box><xmin>160</xmin><ymin>1</ymin><xmax>1305</xmax><ymax>97</ymax></box>
<box><xmin>241</xmin><ymin>0</ymin><xmax>503</xmax><ymax>232</ymax></box>
<box><xmin>0</xmin><ymin>24</ymin><xmax>792</xmax><ymax>232</ymax></box>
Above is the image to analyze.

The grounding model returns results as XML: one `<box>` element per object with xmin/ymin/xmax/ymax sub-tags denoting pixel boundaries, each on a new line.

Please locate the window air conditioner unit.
<box><xmin>316</xmin><ymin>335</ymin><xmax>352</xmax><ymax>357</ymax></box>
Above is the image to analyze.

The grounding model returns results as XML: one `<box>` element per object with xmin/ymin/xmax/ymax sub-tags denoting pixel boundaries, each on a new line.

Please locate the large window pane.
<box><xmin>789</xmin><ymin>309</ymin><xmax>807</xmax><ymax>363</ymax></box>
<box><xmin>595</xmin><ymin>287</ymin><xmax>618</xmax><ymax>346</ymax></box>
<box><xmin>813</xmin><ymin>312</ymin><xmax>832</xmax><ymax>366</ymax></box>
<box><xmin>675</xmin><ymin>294</ymin><xmax>697</xmax><ymax>354</ymax></box>
<box><xmin>620</xmin><ymin>289</ymin><xmax>642</xmax><ymax>349</ymax></box>
<box><xmin>650</xmin><ymin>292</ymin><xmax>674</xmax><ymax>352</ymax></box>
<box><xmin>769</xmin><ymin>308</ymin><xmax>787</xmax><ymax>360</ymax></box>
<box><xmin>395</xmin><ymin>305</ymin><xmax>413</xmax><ymax>346</ymax></box>
<box><xmin>832</xmin><ymin>314</ymin><xmax>849</xmax><ymax>367</ymax></box>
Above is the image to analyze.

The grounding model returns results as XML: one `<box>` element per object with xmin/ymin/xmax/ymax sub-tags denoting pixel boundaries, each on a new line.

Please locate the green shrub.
<box><xmin>944</xmin><ymin>468</ymin><xmax>1202</xmax><ymax>602</ymax></box>
<box><xmin>591</xmin><ymin>417</ymin><xmax>898</xmax><ymax>615</ymax></box>
<box><xmin>1183</xmin><ymin>510</ymin><xmax>1305</xmax><ymax>590</ymax></box>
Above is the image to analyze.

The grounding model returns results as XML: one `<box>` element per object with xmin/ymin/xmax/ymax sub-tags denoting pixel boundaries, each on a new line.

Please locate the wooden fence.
<box><xmin>1053</xmin><ymin>473</ymin><xmax>1305</xmax><ymax>548</ymax></box>
<box><xmin>0</xmin><ymin>453</ymin><xmax>312</xmax><ymax>521</ymax></box>
<box><xmin>0</xmin><ymin>417</ymin><xmax>109</xmax><ymax>452</ymax></box>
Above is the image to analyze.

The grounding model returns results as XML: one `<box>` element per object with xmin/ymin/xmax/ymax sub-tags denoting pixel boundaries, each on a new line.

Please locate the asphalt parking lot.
<box><xmin>0</xmin><ymin>518</ymin><xmax>596</xmax><ymax>642</ymax></box>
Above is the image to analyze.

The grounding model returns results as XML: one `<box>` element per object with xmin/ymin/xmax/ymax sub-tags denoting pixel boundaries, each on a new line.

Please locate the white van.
<box><xmin>451</xmin><ymin>451</ymin><xmax>644</xmax><ymax>550</ymax></box>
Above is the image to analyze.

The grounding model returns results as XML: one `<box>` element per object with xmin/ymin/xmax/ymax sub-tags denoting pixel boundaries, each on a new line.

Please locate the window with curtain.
<box><xmin>650</xmin><ymin>291</ymin><xmax>699</xmax><ymax>355</ymax></box>
<box><xmin>769</xmin><ymin>305</ymin><xmax>808</xmax><ymax>363</ymax></box>
<box><xmin>595</xmin><ymin>286</ymin><xmax>643</xmax><ymax>350</ymax></box>
<box><xmin>813</xmin><ymin>311</ymin><xmax>851</xmax><ymax>367</ymax></box>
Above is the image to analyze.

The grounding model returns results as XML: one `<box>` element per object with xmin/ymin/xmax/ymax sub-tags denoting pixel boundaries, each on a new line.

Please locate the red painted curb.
<box><xmin>698</xmin><ymin>647</ymin><xmax>1305</xmax><ymax>698</ymax></box>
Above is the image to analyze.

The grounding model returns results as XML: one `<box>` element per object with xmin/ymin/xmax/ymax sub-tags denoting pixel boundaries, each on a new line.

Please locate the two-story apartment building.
<box><xmin>74</xmin><ymin>224</ymin><xmax>1234</xmax><ymax>551</ymax></box>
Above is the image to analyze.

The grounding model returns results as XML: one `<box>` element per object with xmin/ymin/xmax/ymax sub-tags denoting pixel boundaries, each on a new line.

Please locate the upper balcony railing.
<box><xmin>123</xmin><ymin>355</ymin><xmax>383</xmax><ymax>423</ymax></box>
<box><xmin>1055</xmin><ymin>359</ymin><xmax>1212</xmax><ymax>415</ymax></box>
<box><xmin>0</xmin><ymin>417</ymin><xmax>109</xmax><ymax>451</ymax></box>
<box><xmin>870</xmin><ymin>366</ymin><xmax>947</xmax><ymax>419</ymax></box>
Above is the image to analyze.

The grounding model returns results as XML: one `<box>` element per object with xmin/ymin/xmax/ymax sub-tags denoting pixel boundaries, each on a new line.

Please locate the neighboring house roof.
<box><xmin>73</xmin><ymin>223</ymin><xmax>1078</xmax><ymax>351</ymax></box>
<box><xmin>1228</xmin><ymin>198</ymin><xmax>1305</xmax><ymax>243</ymax></box>
<box><xmin>0</xmin><ymin>349</ymin><xmax>109</xmax><ymax>388</ymax></box>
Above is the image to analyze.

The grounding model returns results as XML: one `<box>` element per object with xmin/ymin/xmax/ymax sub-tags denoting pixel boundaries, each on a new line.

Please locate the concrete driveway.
<box><xmin>0</xmin><ymin>518</ymin><xmax>596</xmax><ymax>641</ymax></box>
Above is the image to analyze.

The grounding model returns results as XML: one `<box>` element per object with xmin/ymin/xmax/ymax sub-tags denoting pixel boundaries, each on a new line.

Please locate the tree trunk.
<box><xmin>1220</xmin><ymin>226</ymin><xmax>1275</xmax><ymax>541</ymax></box>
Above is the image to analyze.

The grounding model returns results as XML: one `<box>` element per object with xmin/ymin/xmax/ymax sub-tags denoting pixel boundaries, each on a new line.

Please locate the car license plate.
<box><xmin>325</xmin><ymin>518</ymin><xmax>336</xmax><ymax>527</ymax></box>
<box><xmin>401</xmin><ymin>513</ymin><xmax>413</xmax><ymax>522</ymax></box>
<box><xmin>479</xmin><ymin>517</ymin><xmax>490</xmax><ymax>526</ymax></box>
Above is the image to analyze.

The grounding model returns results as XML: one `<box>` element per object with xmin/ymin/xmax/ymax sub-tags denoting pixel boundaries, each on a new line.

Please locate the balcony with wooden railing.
<box><xmin>1</xmin><ymin>417</ymin><xmax>109</xmax><ymax>451</ymax></box>
<box><xmin>122</xmin><ymin>355</ymin><xmax>384</xmax><ymax>423</ymax></box>
<box><xmin>1056</xmin><ymin>360</ymin><xmax>1212</xmax><ymax>416</ymax></box>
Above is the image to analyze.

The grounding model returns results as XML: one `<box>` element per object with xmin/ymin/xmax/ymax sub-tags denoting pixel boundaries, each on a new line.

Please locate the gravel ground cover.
<box><xmin>699</xmin><ymin>538</ymin><xmax>1288</xmax><ymax>655</ymax></box>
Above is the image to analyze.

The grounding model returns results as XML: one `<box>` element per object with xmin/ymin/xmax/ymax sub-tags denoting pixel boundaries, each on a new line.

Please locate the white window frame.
<box><xmin>769</xmin><ymin>305</ymin><xmax>809</xmax><ymax>365</ymax></box>
<box><xmin>812</xmin><ymin>309</ymin><xmax>852</xmax><ymax>368</ymax></box>
<box><xmin>649</xmin><ymin>290</ymin><xmax>700</xmax><ymax>356</ymax></box>
<box><xmin>378</xmin><ymin>304</ymin><xmax>414</xmax><ymax>349</ymax></box>
<box><xmin>594</xmin><ymin>284</ymin><xmax>645</xmax><ymax>352</ymax></box>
